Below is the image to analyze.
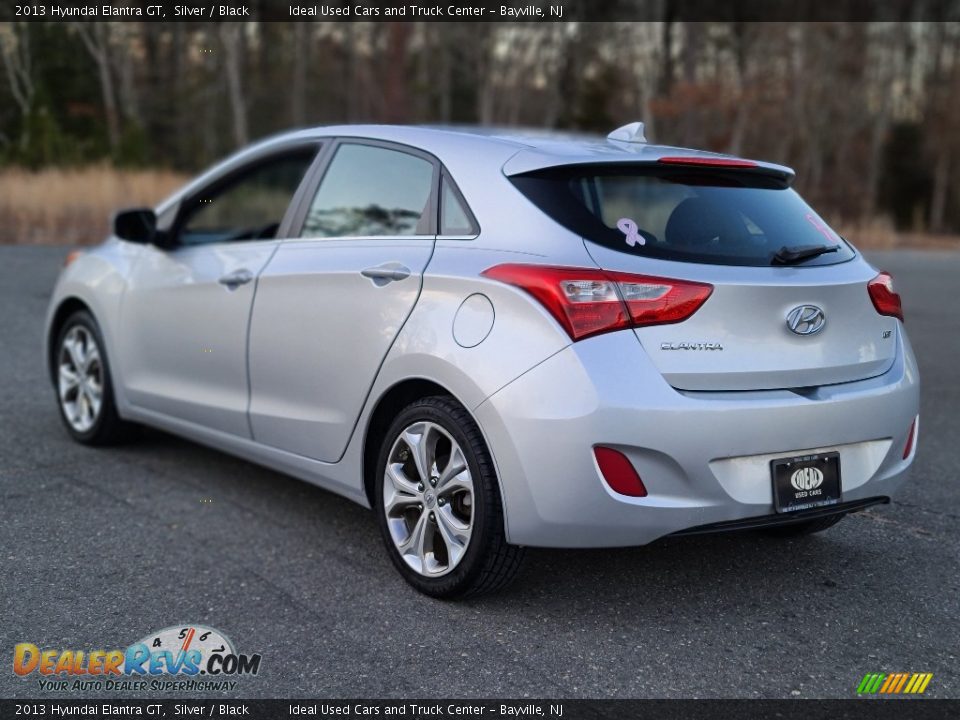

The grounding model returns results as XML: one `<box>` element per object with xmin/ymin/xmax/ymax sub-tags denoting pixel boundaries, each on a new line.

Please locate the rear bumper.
<box><xmin>475</xmin><ymin>327</ymin><xmax>919</xmax><ymax>548</ymax></box>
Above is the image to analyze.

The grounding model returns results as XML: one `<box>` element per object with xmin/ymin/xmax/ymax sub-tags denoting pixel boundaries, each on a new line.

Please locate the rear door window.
<box><xmin>300</xmin><ymin>143</ymin><xmax>435</xmax><ymax>238</ymax></box>
<box><xmin>510</xmin><ymin>166</ymin><xmax>856</xmax><ymax>267</ymax></box>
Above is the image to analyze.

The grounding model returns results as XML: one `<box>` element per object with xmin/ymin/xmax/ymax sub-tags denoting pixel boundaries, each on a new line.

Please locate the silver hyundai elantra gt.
<box><xmin>44</xmin><ymin>123</ymin><xmax>920</xmax><ymax>598</ymax></box>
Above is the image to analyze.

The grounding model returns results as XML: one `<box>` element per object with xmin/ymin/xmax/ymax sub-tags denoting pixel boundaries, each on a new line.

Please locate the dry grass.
<box><xmin>0</xmin><ymin>165</ymin><xmax>189</xmax><ymax>246</ymax></box>
<box><xmin>839</xmin><ymin>217</ymin><xmax>960</xmax><ymax>251</ymax></box>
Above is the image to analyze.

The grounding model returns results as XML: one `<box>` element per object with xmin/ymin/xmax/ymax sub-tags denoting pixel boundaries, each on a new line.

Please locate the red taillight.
<box><xmin>868</xmin><ymin>271</ymin><xmax>904</xmax><ymax>322</ymax></box>
<box><xmin>609</xmin><ymin>269</ymin><xmax>714</xmax><ymax>327</ymax></box>
<box><xmin>481</xmin><ymin>264</ymin><xmax>713</xmax><ymax>341</ymax></box>
<box><xmin>658</xmin><ymin>156</ymin><xmax>758</xmax><ymax>168</ymax></box>
<box><xmin>903</xmin><ymin>418</ymin><xmax>917</xmax><ymax>459</ymax></box>
<box><xmin>594</xmin><ymin>447</ymin><xmax>647</xmax><ymax>497</ymax></box>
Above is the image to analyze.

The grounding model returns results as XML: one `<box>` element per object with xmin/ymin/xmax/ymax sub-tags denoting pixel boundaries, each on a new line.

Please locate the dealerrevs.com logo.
<box><xmin>13</xmin><ymin>625</ymin><xmax>261</xmax><ymax>692</ymax></box>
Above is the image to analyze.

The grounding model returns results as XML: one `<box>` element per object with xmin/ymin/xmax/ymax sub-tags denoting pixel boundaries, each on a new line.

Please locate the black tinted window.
<box><xmin>301</xmin><ymin>144</ymin><xmax>435</xmax><ymax>238</ymax></box>
<box><xmin>179</xmin><ymin>150</ymin><xmax>316</xmax><ymax>246</ymax></box>
<box><xmin>511</xmin><ymin>166</ymin><xmax>855</xmax><ymax>267</ymax></box>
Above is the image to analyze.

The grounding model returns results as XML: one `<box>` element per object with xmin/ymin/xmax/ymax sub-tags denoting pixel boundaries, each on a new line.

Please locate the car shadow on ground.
<box><xmin>108</xmin><ymin>426</ymin><xmax>887</xmax><ymax>616</ymax></box>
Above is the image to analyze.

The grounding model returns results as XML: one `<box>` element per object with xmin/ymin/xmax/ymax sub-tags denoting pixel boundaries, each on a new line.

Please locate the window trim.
<box><xmin>287</xmin><ymin>137</ymin><xmax>442</xmax><ymax>241</ymax></box>
<box><xmin>165</xmin><ymin>140</ymin><xmax>324</xmax><ymax>249</ymax></box>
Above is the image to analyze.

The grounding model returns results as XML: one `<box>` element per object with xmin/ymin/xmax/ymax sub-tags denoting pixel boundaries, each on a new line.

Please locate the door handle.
<box><xmin>361</xmin><ymin>262</ymin><xmax>411</xmax><ymax>286</ymax></box>
<box><xmin>218</xmin><ymin>269</ymin><xmax>254</xmax><ymax>290</ymax></box>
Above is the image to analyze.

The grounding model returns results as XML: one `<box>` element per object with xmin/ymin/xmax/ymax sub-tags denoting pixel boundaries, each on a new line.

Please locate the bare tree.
<box><xmin>924</xmin><ymin>23</ymin><xmax>960</xmax><ymax>232</ymax></box>
<box><xmin>475</xmin><ymin>26</ymin><xmax>496</xmax><ymax>125</ymax></box>
<box><xmin>862</xmin><ymin>23</ymin><xmax>907</xmax><ymax>222</ymax></box>
<box><xmin>726</xmin><ymin>22</ymin><xmax>754</xmax><ymax>156</ymax></box>
<box><xmin>0</xmin><ymin>23</ymin><xmax>34</xmax><ymax>121</ymax></box>
<box><xmin>382</xmin><ymin>22</ymin><xmax>411</xmax><ymax>123</ymax></box>
<box><xmin>73</xmin><ymin>22</ymin><xmax>121</xmax><ymax>153</ymax></box>
<box><xmin>219</xmin><ymin>23</ymin><xmax>249</xmax><ymax>147</ymax></box>
<box><xmin>291</xmin><ymin>22</ymin><xmax>309</xmax><ymax>126</ymax></box>
<box><xmin>0</xmin><ymin>22</ymin><xmax>36</xmax><ymax>154</ymax></box>
<box><xmin>115</xmin><ymin>24</ymin><xmax>143</xmax><ymax>129</ymax></box>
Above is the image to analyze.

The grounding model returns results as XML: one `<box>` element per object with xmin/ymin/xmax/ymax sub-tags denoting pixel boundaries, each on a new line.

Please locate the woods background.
<box><xmin>1</xmin><ymin>20</ymin><xmax>960</xmax><ymax>246</ymax></box>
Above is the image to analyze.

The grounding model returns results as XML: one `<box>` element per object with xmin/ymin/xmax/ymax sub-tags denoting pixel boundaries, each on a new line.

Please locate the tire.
<box><xmin>762</xmin><ymin>513</ymin><xmax>845</xmax><ymax>537</ymax></box>
<box><xmin>53</xmin><ymin>310</ymin><xmax>134</xmax><ymax>445</ymax></box>
<box><xmin>374</xmin><ymin>395</ymin><xmax>524</xmax><ymax>598</ymax></box>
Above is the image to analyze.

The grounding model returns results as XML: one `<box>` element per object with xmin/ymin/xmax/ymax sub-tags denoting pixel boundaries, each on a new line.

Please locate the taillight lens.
<box><xmin>594</xmin><ymin>447</ymin><xmax>647</xmax><ymax>497</ymax></box>
<box><xmin>482</xmin><ymin>264</ymin><xmax>713</xmax><ymax>341</ymax></box>
<box><xmin>868</xmin><ymin>271</ymin><xmax>903</xmax><ymax>322</ymax></box>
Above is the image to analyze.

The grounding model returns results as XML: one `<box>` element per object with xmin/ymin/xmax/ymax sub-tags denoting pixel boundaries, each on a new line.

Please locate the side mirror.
<box><xmin>113</xmin><ymin>208</ymin><xmax>158</xmax><ymax>244</ymax></box>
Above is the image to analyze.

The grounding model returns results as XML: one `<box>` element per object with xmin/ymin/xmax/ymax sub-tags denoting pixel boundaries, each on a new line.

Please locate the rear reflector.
<box><xmin>63</xmin><ymin>250</ymin><xmax>83</xmax><ymax>268</ymax></box>
<box><xmin>482</xmin><ymin>264</ymin><xmax>713</xmax><ymax>341</ymax></box>
<box><xmin>868</xmin><ymin>271</ymin><xmax>904</xmax><ymax>322</ymax></box>
<box><xmin>903</xmin><ymin>418</ymin><xmax>917</xmax><ymax>459</ymax></box>
<box><xmin>658</xmin><ymin>156</ymin><xmax>758</xmax><ymax>168</ymax></box>
<box><xmin>594</xmin><ymin>447</ymin><xmax>647</xmax><ymax>497</ymax></box>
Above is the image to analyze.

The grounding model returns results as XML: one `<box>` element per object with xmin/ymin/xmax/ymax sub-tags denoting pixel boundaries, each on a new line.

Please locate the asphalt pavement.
<box><xmin>1</xmin><ymin>246</ymin><xmax>957</xmax><ymax>699</ymax></box>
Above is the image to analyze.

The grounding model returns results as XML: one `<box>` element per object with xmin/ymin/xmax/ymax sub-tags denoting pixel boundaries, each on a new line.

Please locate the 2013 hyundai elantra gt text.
<box><xmin>44</xmin><ymin>124</ymin><xmax>920</xmax><ymax>597</ymax></box>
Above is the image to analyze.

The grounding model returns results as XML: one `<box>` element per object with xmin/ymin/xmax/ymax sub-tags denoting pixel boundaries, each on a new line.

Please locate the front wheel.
<box><xmin>54</xmin><ymin>310</ymin><xmax>134</xmax><ymax>445</ymax></box>
<box><xmin>375</xmin><ymin>396</ymin><xmax>524</xmax><ymax>598</ymax></box>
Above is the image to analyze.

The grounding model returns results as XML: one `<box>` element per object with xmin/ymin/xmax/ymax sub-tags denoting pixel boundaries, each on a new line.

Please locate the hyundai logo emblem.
<box><xmin>786</xmin><ymin>305</ymin><xmax>826</xmax><ymax>335</ymax></box>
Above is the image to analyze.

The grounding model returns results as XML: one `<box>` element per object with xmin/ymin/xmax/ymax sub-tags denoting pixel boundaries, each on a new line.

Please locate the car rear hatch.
<box><xmin>506</xmin><ymin>153</ymin><xmax>900</xmax><ymax>391</ymax></box>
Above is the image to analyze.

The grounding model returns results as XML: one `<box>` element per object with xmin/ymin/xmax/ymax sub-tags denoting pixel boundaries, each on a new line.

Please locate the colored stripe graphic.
<box><xmin>879</xmin><ymin>674</ymin><xmax>897</xmax><ymax>693</ymax></box>
<box><xmin>857</xmin><ymin>672</ymin><xmax>932</xmax><ymax>694</ymax></box>
<box><xmin>893</xmin><ymin>673</ymin><xmax>909</xmax><ymax>693</ymax></box>
<box><xmin>886</xmin><ymin>673</ymin><xmax>906</xmax><ymax>693</ymax></box>
<box><xmin>857</xmin><ymin>674</ymin><xmax>877</xmax><ymax>693</ymax></box>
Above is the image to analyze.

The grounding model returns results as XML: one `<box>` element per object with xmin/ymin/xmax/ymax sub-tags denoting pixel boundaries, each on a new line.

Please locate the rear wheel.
<box><xmin>763</xmin><ymin>514</ymin><xmax>845</xmax><ymax>537</ymax></box>
<box><xmin>375</xmin><ymin>396</ymin><xmax>524</xmax><ymax>598</ymax></box>
<box><xmin>54</xmin><ymin>310</ymin><xmax>133</xmax><ymax>445</ymax></box>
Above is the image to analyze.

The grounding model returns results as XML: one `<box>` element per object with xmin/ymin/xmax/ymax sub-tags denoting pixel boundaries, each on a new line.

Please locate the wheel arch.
<box><xmin>361</xmin><ymin>378</ymin><xmax>454</xmax><ymax>508</ymax></box>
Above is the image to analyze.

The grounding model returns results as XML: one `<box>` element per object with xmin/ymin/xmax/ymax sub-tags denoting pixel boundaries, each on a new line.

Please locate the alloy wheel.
<box><xmin>382</xmin><ymin>421</ymin><xmax>475</xmax><ymax>577</ymax></box>
<box><xmin>58</xmin><ymin>325</ymin><xmax>104</xmax><ymax>433</ymax></box>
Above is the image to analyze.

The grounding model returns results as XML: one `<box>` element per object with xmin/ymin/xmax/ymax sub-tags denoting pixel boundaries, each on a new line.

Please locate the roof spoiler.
<box><xmin>503</xmin><ymin>152</ymin><xmax>796</xmax><ymax>184</ymax></box>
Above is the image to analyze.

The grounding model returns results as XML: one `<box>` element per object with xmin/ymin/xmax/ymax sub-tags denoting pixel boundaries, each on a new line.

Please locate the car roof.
<box><xmin>159</xmin><ymin>123</ymin><xmax>795</xmax><ymax>215</ymax></box>
<box><xmin>266</xmin><ymin>123</ymin><xmax>795</xmax><ymax>180</ymax></box>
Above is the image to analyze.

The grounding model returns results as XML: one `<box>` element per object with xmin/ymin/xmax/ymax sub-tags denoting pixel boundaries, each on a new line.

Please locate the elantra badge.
<box><xmin>786</xmin><ymin>305</ymin><xmax>826</xmax><ymax>335</ymax></box>
<box><xmin>660</xmin><ymin>342</ymin><xmax>723</xmax><ymax>351</ymax></box>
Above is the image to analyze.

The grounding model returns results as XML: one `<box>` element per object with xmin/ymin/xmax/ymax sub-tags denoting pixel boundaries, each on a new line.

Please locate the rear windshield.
<box><xmin>509</xmin><ymin>165</ymin><xmax>856</xmax><ymax>267</ymax></box>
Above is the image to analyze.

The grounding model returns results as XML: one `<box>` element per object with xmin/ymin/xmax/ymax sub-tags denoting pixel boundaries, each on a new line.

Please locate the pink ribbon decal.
<box><xmin>617</xmin><ymin>218</ymin><xmax>645</xmax><ymax>247</ymax></box>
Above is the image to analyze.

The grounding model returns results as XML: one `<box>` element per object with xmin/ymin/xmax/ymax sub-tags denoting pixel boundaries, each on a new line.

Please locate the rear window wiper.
<box><xmin>772</xmin><ymin>244</ymin><xmax>840</xmax><ymax>265</ymax></box>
